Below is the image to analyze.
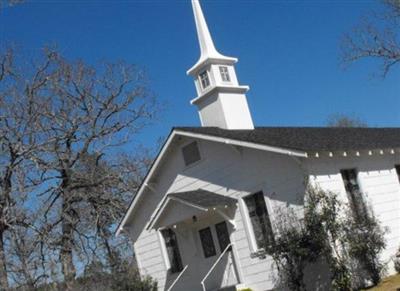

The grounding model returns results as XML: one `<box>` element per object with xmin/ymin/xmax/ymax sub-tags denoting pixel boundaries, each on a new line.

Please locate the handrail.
<box><xmin>167</xmin><ymin>265</ymin><xmax>188</xmax><ymax>291</ymax></box>
<box><xmin>201</xmin><ymin>243</ymin><xmax>233</xmax><ymax>291</ymax></box>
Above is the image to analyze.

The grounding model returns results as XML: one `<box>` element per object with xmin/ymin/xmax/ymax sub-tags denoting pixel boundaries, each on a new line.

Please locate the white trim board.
<box><xmin>147</xmin><ymin>196</ymin><xmax>209</xmax><ymax>231</ymax></box>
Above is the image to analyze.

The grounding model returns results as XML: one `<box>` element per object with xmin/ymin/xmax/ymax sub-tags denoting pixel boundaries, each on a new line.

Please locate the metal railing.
<box><xmin>167</xmin><ymin>264</ymin><xmax>188</xmax><ymax>291</ymax></box>
<box><xmin>200</xmin><ymin>243</ymin><xmax>234</xmax><ymax>291</ymax></box>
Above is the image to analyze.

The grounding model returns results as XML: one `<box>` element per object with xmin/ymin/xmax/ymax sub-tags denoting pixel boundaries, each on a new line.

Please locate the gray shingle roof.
<box><xmin>168</xmin><ymin>189</ymin><xmax>236</xmax><ymax>209</ymax></box>
<box><xmin>174</xmin><ymin>126</ymin><xmax>400</xmax><ymax>152</ymax></box>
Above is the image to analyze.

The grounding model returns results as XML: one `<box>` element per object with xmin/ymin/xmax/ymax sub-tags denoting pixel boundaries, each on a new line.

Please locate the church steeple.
<box><xmin>187</xmin><ymin>0</ymin><xmax>237</xmax><ymax>76</ymax></box>
<box><xmin>188</xmin><ymin>0</ymin><xmax>254</xmax><ymax>130</ymax></box>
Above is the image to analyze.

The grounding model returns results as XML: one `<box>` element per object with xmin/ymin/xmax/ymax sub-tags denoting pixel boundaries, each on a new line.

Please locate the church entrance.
<box><xmin>192</xmin><ymin>216</ymin><xmax>239</xmax><ymax>291</ymax></box>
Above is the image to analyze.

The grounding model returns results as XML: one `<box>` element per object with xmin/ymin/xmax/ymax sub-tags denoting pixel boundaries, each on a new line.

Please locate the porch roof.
<box><xmin>147</xmin><ymin>189</ymin><xmax>237</xmax><ymax>230</ymax></box>
<box><xmin>168</xmin><ymin>189</ymin><xmax>236</xmax><ymax>209</ymax></box>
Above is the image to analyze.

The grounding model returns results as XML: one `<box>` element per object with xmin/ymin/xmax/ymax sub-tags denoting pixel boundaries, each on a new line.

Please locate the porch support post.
<box><xmin>231</xmin><ymin>244</ymin><xmax>245</xmax><ymax>285</ymax></box>
<box><xmin>215</xmin><ymin>209</ymin><xmax>236</xmax><ymax>229</ymax></box>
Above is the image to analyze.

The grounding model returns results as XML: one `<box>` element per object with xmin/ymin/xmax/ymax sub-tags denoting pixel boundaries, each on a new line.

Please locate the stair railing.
<box><xmin>200</xmin><ymin>243</ymin><xmax>234</xmax><ymax>291</ymax></box>
<box><xmin>167</xmin><ymin>264</ymin><xmax>188</xmax><ymax>291</ymax></box>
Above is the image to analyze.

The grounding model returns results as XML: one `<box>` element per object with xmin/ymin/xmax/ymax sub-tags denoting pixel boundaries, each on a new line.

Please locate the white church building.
<box><xmin>117</xmin><ymin>1</ymin><xmax>400</xmax><ymax>290</ymax></box>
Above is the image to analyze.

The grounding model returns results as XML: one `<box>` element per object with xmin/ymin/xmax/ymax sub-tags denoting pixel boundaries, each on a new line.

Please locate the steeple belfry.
<box><xmin>188</xmin><ymin>0</ymin><xmax>254</xmax><ymax>130</ymax></box>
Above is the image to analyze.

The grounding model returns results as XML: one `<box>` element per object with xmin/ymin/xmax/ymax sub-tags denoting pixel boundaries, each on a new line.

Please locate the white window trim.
<box><xmin>199</xmin><ymin>70</ymin><xmax>210</xmax><ymax>90</ymax></box>
<box><xmin>239</xmin><ymin>190</ymin><xmax>274</xmax><ymax>254</ymax></box>
<box><xmin>219</xmin><ymin>66</ymin><xmax>231</xmax><ymax>82</ymax></box>
<box><xmin>239</xmin><ymin>198</ymin><xmax>258</xmax><ymax>253</ymax></box>
<box><xmin>157</xmin><ymin>229</ymin><xmax>171</xmax><ymax>271</ymax></box>
<box><xmin>355</xmin><ymin>170</ymin><xmax>368</xmax><ymax>199</ymax></box>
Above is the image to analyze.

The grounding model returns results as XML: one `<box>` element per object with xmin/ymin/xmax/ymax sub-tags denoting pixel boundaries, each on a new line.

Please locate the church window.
<box><xmin>244</xmin><ymin>191</ymin><xmax>274</xmax><ymax>250</ymax></box>
<box><xmin>199</xmin><ymin>70</ymin><xmax>210</xmax><ymax>89</ymax></box>
<box><xmin>219</xmin><ymin>66</ymin><xmax>231</xmax><ymax>82</ymax></box>
<box><xmin>215</xmin><ymin>221</ymin><xmax>231</xmax><ymax>252</ymax></box>
<box><xmin>341</xmin><ymin>169</ymin><xmax>367</xmax><ymax>222</ymax></box>
<box><xmin>199</xmin><ymin>227</ymin><xmax>216</xmax><ymax>258</ymax></box>
<box><xmin>160</xmin><ymin>228</ymin><xmax>183</xmax><ymax>273</ymax></box>
<box><xmin>395</xmin><ymin>165</ymin><xmax>400</xmax><ymax>182</ymax></box>
<box><xmin>182</xmin><ymin>141</ymin><xmax>201</xmax><ymax>166</ymax></box>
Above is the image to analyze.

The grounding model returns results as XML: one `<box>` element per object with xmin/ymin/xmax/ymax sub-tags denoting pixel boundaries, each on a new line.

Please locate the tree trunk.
<box><xmin>0</xmin><ymin>231</ymin><xmax>9</xmax><ymax>290</ymax></box>
<box><xmin>102</xmin><ymin>232</ymin><xmax>117</xmax><ymax>272</ymax></box>
<box><xmin>0</xmin><ymin>169</ymin><xmax>12</xmax><ymax>290</ymax></box>
<box><xmin>60</xmin><ymin>198</ymin><xmax>76</xmax><ymax>290</ymax></box>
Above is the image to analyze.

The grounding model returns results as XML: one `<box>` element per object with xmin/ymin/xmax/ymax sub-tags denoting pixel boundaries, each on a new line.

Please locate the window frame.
<box><xmin>199</xmin><ymin>70</ymin><xmax>211</xmax><ymax>90</ymax></box>
<box><xmin>199</xmin><ymin>227</ymin><xmax>217</xmax><ymax>258</ymax></box>
<box><xmin>240</xmin><ymin>190</ymin><xmax>274</xmax><ymax>253</ymax></box>
<box><xmin>219</xmin><ymin>66</ymin><xmax>231</xmax><ymax>82</ymax></box>
<box><xmin>340</xmin><ymin>168</ymin><xmax>368</xmax><ymax>222</ymax></box>
<box><xmin>159</xmin><ymin>228</ymin><xmax>184</xmax><ymax>274</ymax></box>
<box><xmin>215</xmin><ymin>221</ymin><xmax>231</xmax><ymax>252</ymax></box>
<box><xmin>395</xmin><ymin>165</ymin><xmax>400</xmax><ymax>183</ymax></box>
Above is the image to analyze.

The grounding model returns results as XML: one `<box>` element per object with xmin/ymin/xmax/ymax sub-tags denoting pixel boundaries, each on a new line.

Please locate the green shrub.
<box><xmin>266</xmin><ymin>183</ymin><xmax>386</xmax><ymax>291</ymax></box>
<box><xmin>344</xmin><ymin>207</ymin><xmax>386</xmax><ymax>285</ymax></box>
<box><xmin>394</xmin><ymin>246</ymin><xmax>400</xmax><ymax>274</ymax></box>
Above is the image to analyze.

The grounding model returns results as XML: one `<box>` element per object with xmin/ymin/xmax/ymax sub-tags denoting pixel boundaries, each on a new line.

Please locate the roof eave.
<box><xmin>187</xmin><ymin>56</ymin><xmax>238</xmax><ymax>76</ymax></box>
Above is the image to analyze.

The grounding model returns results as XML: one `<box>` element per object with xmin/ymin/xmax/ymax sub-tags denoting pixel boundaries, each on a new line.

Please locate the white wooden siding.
<box><xmin>127</xmin><ymin>137</ymin><xmax>400</xmax><ymax>291</ymax></box>
<box><xmin>307</xmin><ymin>153</ymin><xmax>400</xmax><ymax>274</ymax></box>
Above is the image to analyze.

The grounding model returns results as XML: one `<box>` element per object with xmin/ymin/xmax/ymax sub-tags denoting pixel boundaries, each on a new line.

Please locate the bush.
<box><xmin>394</xmin><ymin>246</ymin><xmax>400</xmax><ymax>274</ymax></box>
<box><xmin>79</xmin><ymin>259</ymin><xmax>157</xmax><ymax>291</ymax></box>
<box><xmin>31</xmin><ymin>259</ymin><xmax>157</xmax><ymax>291</ymax></box>
<box><xmin>266</xmin><ymin>184</ymin><xmax>386</xmax><ymax>291</ymax></box>
<box><xmin>344</xmin><ymin>207</ymin><xmax>386</xmax><ymax>285</ymax></box>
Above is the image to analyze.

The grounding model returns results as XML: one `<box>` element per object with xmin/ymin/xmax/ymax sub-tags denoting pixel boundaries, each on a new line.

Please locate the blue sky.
<box><xmin>1</xmin><ymin>0</ymin><xmax>399</xmax><ymax>148</ymax></box>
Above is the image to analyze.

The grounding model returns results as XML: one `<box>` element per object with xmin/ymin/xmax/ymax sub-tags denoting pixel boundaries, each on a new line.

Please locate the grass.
<box><xmin>361</xmin><ymin>274</ymin><xmax>400</xmax><ymax>291</ymax></box>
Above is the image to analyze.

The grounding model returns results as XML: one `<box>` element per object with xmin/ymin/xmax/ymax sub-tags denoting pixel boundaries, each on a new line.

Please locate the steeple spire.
<box><xmin>187</xmin><ymin>0</ymin><xmax>237</xmax><ymax>76</ymax></box>
<box><xmin>192</xmin><ymin>0</ymin><xmax>223</xmax><ymax>61</ymax></box>
<box><xmin>187</xmin><ymin>0</ymin><xmax>254</xmax><ymax>130</ymax></box>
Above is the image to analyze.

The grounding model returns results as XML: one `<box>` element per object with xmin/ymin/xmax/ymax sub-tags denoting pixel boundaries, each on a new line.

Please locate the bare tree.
<box><xmin>7</xmin><ymin>224</ymin><xmax>46</xmax><ymax>290</ymax></box>
<box><xmin>0</xmin><ymin>48</ymin><xmax>56</xmax><ymax>290</ymax></box>
<box><xmin>31</xmin><ymin>52</ymin><xmax>158</xmax><ymax>289</ymax></box>
<box><xmin>0</xmin><ymin>47</ymin><xmax>159</xmax><ymax>290</ymax></box>
<box><xmin>326</xmin><ymin>113</ymin><xmax>368</xmax><ymax>127</ymax></box>
<box><xmin>0</xmin><ymin>0</ymin><xmax>23</xmax><ymax>10</ymax></box>
<box><xmin>341</xmin><ymin>0</ymin><xmax>400</xmax><ymax>77</ymax></box>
